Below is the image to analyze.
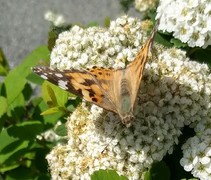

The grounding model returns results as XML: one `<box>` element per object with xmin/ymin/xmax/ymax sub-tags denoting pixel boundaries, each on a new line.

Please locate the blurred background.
<box><xmin>0</xmin><ymin>0</ymin><xmax>140</xmax><ymax>68</ymax></box>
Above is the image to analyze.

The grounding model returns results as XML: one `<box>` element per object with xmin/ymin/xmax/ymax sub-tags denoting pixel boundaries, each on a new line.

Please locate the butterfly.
<box><xmin>33</xmin><ymin>23</ymin><xmax>158</xmax><ymax>127</ymax></box>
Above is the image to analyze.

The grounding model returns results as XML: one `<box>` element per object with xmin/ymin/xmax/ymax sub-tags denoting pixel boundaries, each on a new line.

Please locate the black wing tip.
<box><xmin>31</xmin><ymin>67</ymin><xmax>40</xmax><ymax>74</ymax></box>
<box><xmin>149</xmin><ymin>20</ymin><xmax>159</xmax><ymax>41</ymax></box>
<box><xmin>32</xmin><ymin>66</ymin><xmax>50</xmax><ymax>73</ymax></box>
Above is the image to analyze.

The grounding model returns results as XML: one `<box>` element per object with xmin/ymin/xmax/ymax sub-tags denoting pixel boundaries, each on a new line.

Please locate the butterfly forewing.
<box><xmin>32</xmin><ymin>66</ymin><xmax>118</xmax><ymax>113</ymax></box>
<box><xmin>125</xmin><ymin>28</ymin><xmax>157</xmax><ymax>110</ymax></box>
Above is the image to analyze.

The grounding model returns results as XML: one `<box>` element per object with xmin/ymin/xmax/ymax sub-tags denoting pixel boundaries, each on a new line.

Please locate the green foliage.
<box><xmin>0</xmin><ymin>46</ymin><xmax>78</xmax><ymax>179</ymax></box>
<box><xmin>0</xmin><ymin>96</ymin><xmax>7</xmax><ymax>119</ymax></box>
<box><xmin>144</xmin><ymin>161</ymin><xmax>170</xmax><ymax>180</ymax></box>
<box><xmin>0</xmin><ymin>48</ymin><xmax>9</xmax><ymax>76</ymax></box>
<box><xmin>91</xmin><ymin>169</ymin><xmax>128</xmax><ymax>180</ymax></box>
<box><xmin>170</xmin><ymin>38</ymin><xmax>187</xmax><ymax>48</ymax></box>
<box><xmin>119</xmin><ymin>0</ymin><xmax>134</xmax><ymax>12</ymax></box>
<box><xmin>163</xmin><ymin>126</ymin><xmax>195</xmax><ymax>180</ymax></box>
<box><xmin>153</xmin><ymin>31</ymin><xmax>211</xmax><ymax>66</ymax></box>
<box><xmin>188</xmin><ymin>47</ymin><xmax>211</xmax><ymax>66</ymax></box>
<box><xmin>104</xmin><ymin>17</ymin><xmax>111</xmax><ymax>28</ymax></box>
<box><xmin>47</xmin><ymin>24</ymin><xmax>72</xmax><ymax>51</ymax></box>
<box><xmin>55</xmin><ymin>123</ymin><xmax>67</xmax><ymax>136</ymax></box>
<box><xmin>154</xmin><ymin>32</ymin><xmax>173</xmax><ymax>48</ymax></box>
<box><xmin>40</xmin><ymin>81</ymin><xmax>69</xmax><ymax>115</ymax></box>
<box><xmin>87</xmin><ymin>21</ymin><xmax>99</xmax><ymax>27</ymax></box>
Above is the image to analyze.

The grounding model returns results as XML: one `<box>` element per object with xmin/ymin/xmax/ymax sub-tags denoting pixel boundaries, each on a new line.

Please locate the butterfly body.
<box><xmin>33</xmin><ymin>23</ymin><xmax>158</xmax><ymax>127</ymax></box>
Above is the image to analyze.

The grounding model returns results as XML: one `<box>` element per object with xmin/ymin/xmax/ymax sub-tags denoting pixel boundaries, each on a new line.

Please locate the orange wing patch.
<box><xmin>65</xmin><ymin>72</ymin><xmax>104</xmax><ymax>103</ymax></box>
<box><xmin>89</xmin><ymin>67</ymin><xmax>113</xmax><ymax>80</ymax></box>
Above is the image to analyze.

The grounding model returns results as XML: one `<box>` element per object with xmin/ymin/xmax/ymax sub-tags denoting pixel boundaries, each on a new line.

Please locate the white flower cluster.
<box><xmin>135</xmin><ymin>0</ymin><xmax>158</xmax><ymax>12</ymax></box>
<box><xmin>156</xmin><ymin>0</ymin><xmax>211</xmax><ymax>48</ymax></box>
<box><xmin>46</xmin><ymin>16</ymin><xmax>211</xmax><ymax>179</ymax></box>
<box><xmin>180</xmin><ymin>119</ymin><xmax>211</xmax><ymax>180</ymax></box>
<box><xmin>50</xmin><ymin>16</ymin><xmax>147</xmax><ymax>70</ymax></box>
<box><xmin>44</xmin><ymin>10</ymin><xmax>65</xmax><ymax>27</ymax></box>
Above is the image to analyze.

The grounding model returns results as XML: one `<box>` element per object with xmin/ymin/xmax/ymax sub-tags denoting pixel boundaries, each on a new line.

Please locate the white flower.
<box><xmin>44</xmin><ymin>11</ymin><xmax>55</xmax><ymax>22</ymax></box>
<box><xmin>156</xmin><ymin>0</ymin><xmax>211</xmax><ymax>48</ymax></box>
<box><xmin>50</xmin><ymin>16</ymin><xmax>149</xmax><ymax>70</ymax></box>
<box><xmin>44</xmin><ymin>10</ymin><xmax>65</xmax><ymax>27</ymax></box>
<box><xmin>135</xmin><ymin>0</ymin><xmax>158</xmax><ymax>12</ymax></box>
<box><xmin>181</xmin><ymin>118</ymin><xmax>211</xmax><ymax>180</ymax></box>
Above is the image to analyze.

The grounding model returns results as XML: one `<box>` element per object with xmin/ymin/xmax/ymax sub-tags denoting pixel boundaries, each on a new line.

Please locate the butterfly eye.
<box><xmin>121</xmin><ymin>113</ymin><xmax>134</xmax><ymax>127</ymax></box>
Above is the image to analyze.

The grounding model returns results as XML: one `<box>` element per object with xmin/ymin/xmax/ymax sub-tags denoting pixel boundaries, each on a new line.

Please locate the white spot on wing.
<box><xmin>55</xmin><ymin>73</ymin><xmax>63</xmax><ymax>78</ymax></box>
<box><xmin>41</xmin><ymin>74</ymin><xmax>48</xmax><ymax>80</ymax></box>
<box><xmin>58</xmin><ymin>80</ymin><xmax>68</xmax><ymax>90</ymax></box>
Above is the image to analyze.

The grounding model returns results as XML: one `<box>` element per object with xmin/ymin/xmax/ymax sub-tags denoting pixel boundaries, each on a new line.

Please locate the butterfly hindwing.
<box><xmin>85</xmin><ymin>66</ymin><xmax>119</xmax><ymax>113</ymax></box>
<box><xmin>88</xmin><ymin>66</ymin><xmax>134</xmax><ymax>123</ymax></box>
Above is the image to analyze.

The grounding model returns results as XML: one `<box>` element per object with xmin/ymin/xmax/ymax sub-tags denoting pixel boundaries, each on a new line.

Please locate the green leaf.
<box><xmin>55</xmin><ymin>123</ymin><xmax>67</xmax><ymax>136</ymax></box>
<box><xmin>48</xmin><ymin>30</ymin><xmax>57</xmax><ymax>51</ymax></box>
<box><xmin>0</xmin><ymin>82</ymin><xmax>5</xmax><ymax>96</ymax></box>
<box><xmin>7</xmin><ymin>120</ymin><xmax>44</xmax><ymax>140</ymax></box>
<box><xmin>22</xmin><ymin>83</ymin><xmax>33</xmax><ymax>101</ymax></box>
<box><xmin>0</xmin><ymin>127</ymin><xmax>18</xmax><ymax>153</ymax></box>
<box><xmin>5</xmin><ymin>166</ymin><xmax>42</xmax><ymax>179</ymax></box>
<box><xmin>41</xmin><ymin>81</ymin><xmax>69</xmax><ymax>107</ymax></box>
<box><xmin>163</xmin><ymin>126</ymin><xmax>195</xmax><ymax>180</ymax></box>
<box><xmin>3</xmin><ymin>46</ymin><xmax>49</xmax><ymax>108</ymax></box>
<box><xmin>0</xmin><ymin>48</ymin><xmax>9</xmax><ymax>76</ymax></box>
<box><xmin>104</xmin><ymin>17</ymin><xmax>111</xmax><ymax>28</ymax></box>
<box><xmin>33</xmin><ymin>150</ymin><xmax>50</xmax><ymax>177</ymax></box>
<box><xmin>0</xmin><ymin>96</ymin><xmax>7</xmax><ymax>118</ymax></box>
<box><xmin>26</xmin><ymin>72</ymin><xmax>44</xmax><ymax>85</ymax></box>
<box><xmin>0</xmin><ymin>130</ymin><xmax>31</xmax><ymax>165</ymax></box>
<box><xmin>31</xmin><ymin>97</ymin><xmax>43</xmax><ymax>107</ymax></box>
<box><xmin>170</xmin><ymin>38</ymin><xmax>187</xmax><ymax>48</ymax></box>
<box><xmin>7</xmin><ymin>92</ymin><xmax>25</xmax><ymax>119</ymax></box>
<box><xmin>87</xmin><ymin>21</ymin><xmax>99</xmax><ymax>27</ymax></box>
<box><xmin>16</xmin><ymin>46</ymin><xmax>50</xmax><ymax>78</ymax></box>
<box><xmin>32</xmin><ymin>99</ymin><xmax>64</xmax><ymax>125</ymax></box>
<box><xmin>47</xmin><ymin>83</ymin><xmax>58</xmax><ymax>106</ymax></box>
<box><xmin>4</xmin><ymin>46</ymin><xmax>49</xmax><ymax>105</ymax></box>
<box><xmin>0</xmin><ymin>96</ymin><xmax>7</xmax><ymax>132</ymax></box>
<box><xmin>188</xmin><ymin>47</ymin><xmax>211</xmax><ymax>65</ymax></box>
<box><xmin>4</xmin><ymin>69</ymin><xmax>26</xmax><ymax>105</ymax></box>
<box><xmin>119</xmin><ymin>0</ymin><xmax>133</xmax><ymax>12</ymax></box>
<box><xmin>145</xmin><ymin>8</ymin><xmax>157</xmax><ymax>21</ymax></box>
<box><xmin>144</xmin><ymin>161</ymin><xmax>170</xmax><ymax>180</ymax></box>
<box><xmin>47</xmin><ymin>25</ymin><xmax>72</xmax><ymax>51</ymax></box>
<box><xmin>91</xmin><ymin>169</ymin><xmax>128</xmax><ymax>180</ymax></box>
<box><xmin>155</xmin><ymin>33</ymin><xmax>173</xmax><ymax>48</ymax></box>
<box><xmin>0</xmin><ymin>162</ymin><xmax>20</xmax><ymax>173</ymax></box>
<box><xmin>40</xmin><ymin>106</ymin><xmax>65</xmax><ymax>115</ymax></box>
